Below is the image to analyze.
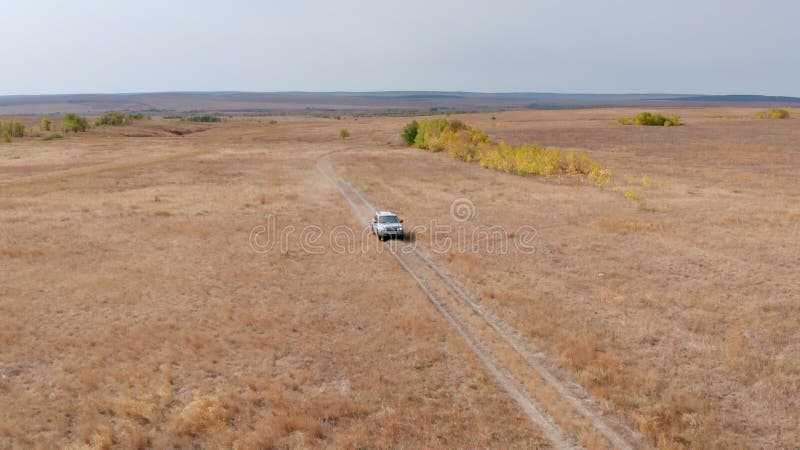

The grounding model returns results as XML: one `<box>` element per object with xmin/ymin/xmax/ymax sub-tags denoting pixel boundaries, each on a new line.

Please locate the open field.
<box><xmin>1</xmin><ymin>108</ymin><xmax>798</xmax><ymax>448</ymax></box>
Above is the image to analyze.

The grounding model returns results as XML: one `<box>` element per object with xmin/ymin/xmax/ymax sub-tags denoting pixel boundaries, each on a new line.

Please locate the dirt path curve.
<box><xmin>317</xmin><ymin>153</ymin><xmax>649</xmax><ymax>449</ymax></box>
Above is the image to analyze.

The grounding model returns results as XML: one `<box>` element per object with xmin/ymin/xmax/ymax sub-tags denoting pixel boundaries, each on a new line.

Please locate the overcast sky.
<box><xmin>2</xmin><ymin>0</ymin><xmax>798</xmax><ymax>96</ymax></box>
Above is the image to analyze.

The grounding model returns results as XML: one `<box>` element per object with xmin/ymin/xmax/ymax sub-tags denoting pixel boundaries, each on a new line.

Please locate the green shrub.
<box><xmin>402</xmin><ymin>120</ymin><xmax>418</xmax><ymax>146</ymax></box>
<box><xmin>758</xmin><ymin>108</ymin><xmax>790</xmax><ymax>119</ymax></box>
<box><xmin>11</xmin><ymin>121</ymin><xmax>25</xmax><ymax>137</ymax></box>
<box><xmin>185</xmin><ymin>114</ymin><xmax>221</xmax><ymax>123</ymax></box>
<box><xmin>94</xmin><ymin>111</ymin><xmax>151</xmax><ymax>126</ymax></box>
<box><xmin>0</xmin><ymin>120</ymin><xmax>26</xmax><ymax>140</ymax></box>
<box><xmin>41</xmin><ymin>118</ymin><xmax>51</xmax><ymax>131</ymax></box>
<box><xmin>618</xmin><ymin>112</ymin><xmax>680</xmax><ymax>126</ymax></box>
<box><xmin>40</xmin><ymin>134</ymin><xmax>65</xmax><ymax>141</ymax></box>
<box><xmin>633</xmin><ymin>112</ymin><xmax>680</xmax><ymax>126</ymax></box>
<box><xmin>94</xmin><ymin>111</ymin><xmax>127</xmax><ymax>126</ymax></box>
<box><xmin>61</xmin><ymin>113</ymin><xmax>90</xmax><ymax>133</ymax></box>
<box><xmin>339</xmin><ymin>128</ymin><xmax>350</xmax><ymax>140</ymax></box>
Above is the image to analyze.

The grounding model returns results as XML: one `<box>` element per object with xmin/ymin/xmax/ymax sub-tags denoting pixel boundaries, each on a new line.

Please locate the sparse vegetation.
<box><xmin>758</xmin><ymin>108</ymin><xmax>791</xmax><ymax>119</ymax></box>
<box><xmin>126</xmin><ymin>112</ymin><xmax>149</xmax><ymax>121</ymax></box>
<box><xmin>404</xmin><ymin>118</ymin><xmax>611</xmax><ymax>186</ymax></box>
<box><xmin>618</xmin><ymin>112</ymin><xmax>681</xmax><ymax>126</ymax></box>
<box><xmin>94</xmin><ymin>111</ymin><xmax>126</xmax><ymax>126</ymax></box>
<box><xmin>0</xmin><ymin>120</ymin><xmax>26</xmax><ymax>142</ymax></box>
<box><xmin>0</xmin><ymin>120</ymin><xmax>26</xmax><ymax>138</ymax></box>
<box><xmin>597</xmin><ymin>217</ymin><xmax>663</xmax><ymax>234</ymax></box>
<box><xmin>39</xmin><ymin>134</ymin><xmax>65</xmax><ymax>141</ymax></box>
<box><xmin>339</xmin><ymin>128</ymin><xmax>350</xmax><ymax>140</ymax></box>
<box><xmin>185</xmin><ymin>114</ymin><xmax>221</xmax><ymax>123</ymax></box>
<box><xmin>623</xmin><ymin>189</ymin><xmax>645</xmax><ymax>208</ymax></box>
<box><xmin>60</xmin><ymin>113</ymin><xmax>90</xmax><ymax>133</ymax></box>
<box><xmin>94</xmin><ymin>111</ymin><xmax>151</xmax><ymax>126</ymax></box>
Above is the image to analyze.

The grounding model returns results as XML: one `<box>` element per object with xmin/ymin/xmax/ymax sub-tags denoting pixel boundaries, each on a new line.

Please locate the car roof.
<box><xmin>376</xmin><ymin>211</ymin><xmax>397</xmax><ymax>216</ymax></box>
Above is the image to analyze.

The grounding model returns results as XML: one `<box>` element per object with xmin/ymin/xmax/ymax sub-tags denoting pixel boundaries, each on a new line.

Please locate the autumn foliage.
<box><xmin>404</xmin><ymin>118</ymin><xmax>612</xmax><ymax>187</ymax></box>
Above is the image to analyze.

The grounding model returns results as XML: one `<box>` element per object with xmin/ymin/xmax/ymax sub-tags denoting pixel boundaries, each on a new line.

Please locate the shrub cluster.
<box><xmin>404</xmin><ymin>119</ymin><xmax>612</xmax><ymax>187</ymax></box>
<box><xmin>0</xmin><ymin>120</ymin><xmax>26</xmax><ymax>142</ymax></box>
<box><xmin>61</xmin><ymin>113</ymin><xmax>90</xmax><ymax>133</ymax></box>
<box><xmin>94</xmin><ymin>111</ymin><xmax>151</xmax><ymax>126</ymax></box>
<box><xmin>185</xmin><ymin>115</ymin><xmax>221</xmax><ymax>123</ymax></box>
<box><xmin>618</xmin><ymin>112</ymin><xmax>680</xmax><ymax>127</ymax></box>
<box><xmin>2</xmin><ymin>111</ymin><xmax>150</xmax><ymax>142</ymax></box>
<box><xmin>758</xmin><ymin>108</ymin><xmax>791</xmax><ymax>119</ymax></box>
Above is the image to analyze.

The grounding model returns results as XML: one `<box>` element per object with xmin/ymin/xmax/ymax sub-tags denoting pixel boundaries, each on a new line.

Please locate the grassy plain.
<box><xmin>1</xmin><ymin>108</ymin><xmax>798</xmax><ymax>448</ymax></box>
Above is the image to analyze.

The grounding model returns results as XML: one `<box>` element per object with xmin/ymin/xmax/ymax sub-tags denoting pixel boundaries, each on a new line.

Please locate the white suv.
<box><xmin>371</xmin><ymin>211</ymin><xmax>404</xmax><ymax>241</ymax></box>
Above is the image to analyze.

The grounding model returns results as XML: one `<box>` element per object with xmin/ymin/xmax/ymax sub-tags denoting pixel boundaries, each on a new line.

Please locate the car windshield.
<box><xmin>378</xmin><ymin>215</ymin><xmax>399</xmax><ymax>224</ymax></box>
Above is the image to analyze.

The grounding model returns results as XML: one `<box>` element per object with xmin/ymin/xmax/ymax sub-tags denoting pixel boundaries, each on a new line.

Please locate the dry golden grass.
<box><xmin>596</xmin><ymin>217</ymin><xmax>663</xmax><ymax>234</ymax></box>
<box><xmin>0</xmin><ymin>118</ymin><xmax>545</xmax><ymax>448</ymax></box>
<box><xmin>0</xmin><ymin>245</ymin><xmax>44</xmax><ymax>258</ymax></box>
<box><xmin>335</xmin><ymin>107</ymin><xmax>800</xmax><ymax>448</ymax></box>
<box><xmin>1</xmin><ymin>109</ymin><xmax>798</xmax><ymax>448</ymax></box>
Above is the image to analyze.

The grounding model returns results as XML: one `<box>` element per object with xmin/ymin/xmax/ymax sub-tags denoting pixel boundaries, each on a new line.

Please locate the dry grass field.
<box><xmin>1</xmin><ymin>108</ymin><xmax>798</xmax><ymax>448</ymax></box>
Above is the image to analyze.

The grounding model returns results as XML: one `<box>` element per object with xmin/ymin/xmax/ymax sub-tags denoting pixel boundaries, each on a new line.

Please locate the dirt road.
<box><xmin>318</xmin><ymin>153</ymin><xmax>649</xmax><ymax>449</ymax></box>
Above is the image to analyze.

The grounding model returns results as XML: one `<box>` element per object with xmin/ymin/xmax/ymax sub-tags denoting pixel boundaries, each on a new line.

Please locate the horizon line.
<box><xmin>1</xmin><ymin>90</ymin><xmax>799</xmax><ymax>100</ymax></box>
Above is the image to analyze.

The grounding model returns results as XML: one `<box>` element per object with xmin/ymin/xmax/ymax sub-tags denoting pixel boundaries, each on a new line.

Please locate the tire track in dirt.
<box><xmin>317</xmin><ymin>155</ymin><xmax>577</xmax><ymax>449</ymax></box>
<box><xmin>317</xmin><ymin>153</ymin><xmax>649</xmax><ymax>449</ymax></box>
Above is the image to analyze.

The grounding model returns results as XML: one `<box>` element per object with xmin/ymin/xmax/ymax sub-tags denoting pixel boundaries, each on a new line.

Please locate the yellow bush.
<box><xmin>404</xmin><ymin>118</ymin><xmax>612</xmax><ymax>186</ymax></box>
<box><xmin>566</xmin><ymin>150</ymin><xmax>594</xmax><ymax>175</ymax></box>
<box><xmin>588</xmin><ymin>165</ymin><xmax>613</xmax><ymax>188</ymax></box>
<box><xmin>440</xmin><ymin>130</ymin><xmax>477</xmax><ymax>161</ymax></box>
<box><xmin>758</xmin><ymin>108</ymin><xmax>791</xmax><ymax>119</ymax></box>
<box><xmin>624</xmin><ymin>189</ymin><xmax>645</xmax><ymax>207</ymax></box>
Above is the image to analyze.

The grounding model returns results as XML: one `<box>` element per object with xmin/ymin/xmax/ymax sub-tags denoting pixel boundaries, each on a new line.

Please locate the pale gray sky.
<box><xmin>2</xmin><ymin>0</ymin><xmax>798</xmax><ymax>96</ymax></box>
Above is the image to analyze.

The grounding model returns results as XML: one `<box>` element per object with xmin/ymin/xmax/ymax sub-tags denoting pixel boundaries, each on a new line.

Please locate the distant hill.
<box><xmin>667</xmin><ymin>94</ymin><xmax>800</xmax><ymax>103</ymax></box>
<box><xmin>0</xmin><ymin>91</ymin><xmax>797</xmax><ymax>116</ymax></box>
